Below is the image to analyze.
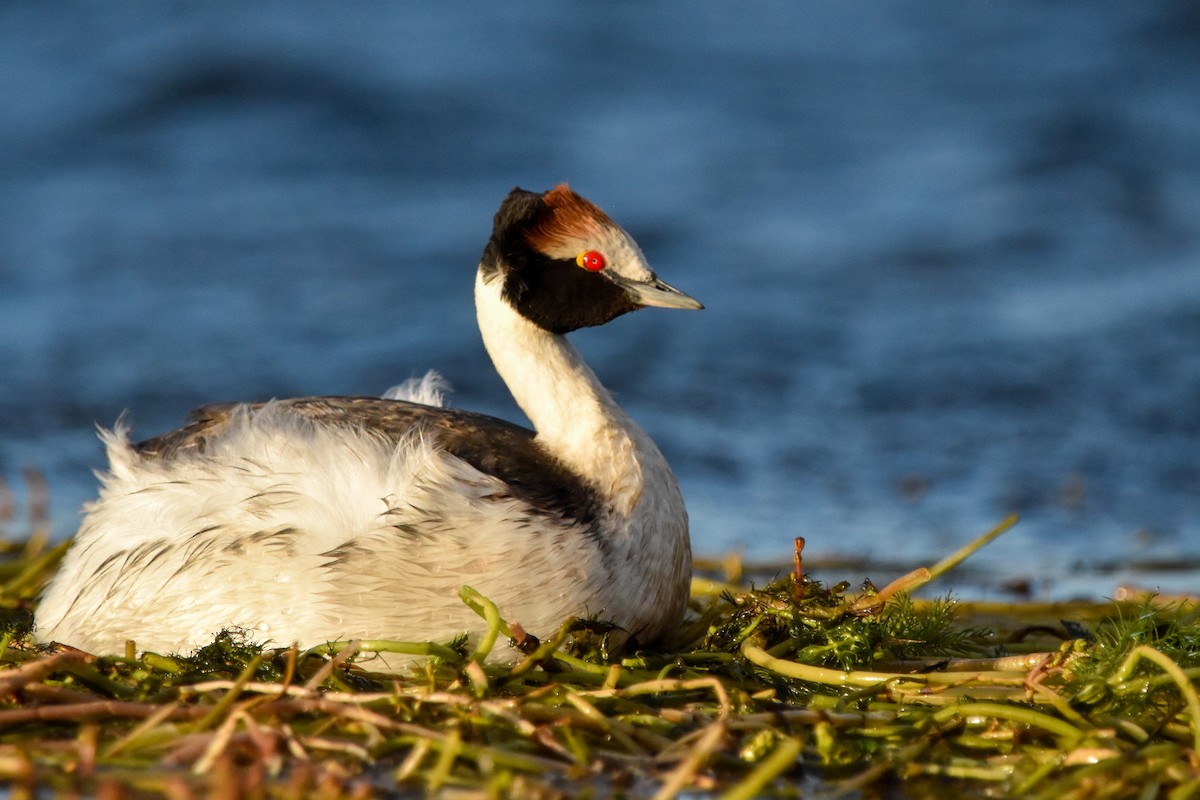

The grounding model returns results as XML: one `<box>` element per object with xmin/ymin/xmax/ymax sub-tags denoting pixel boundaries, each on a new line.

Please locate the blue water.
<box><xmin>2</xmin><ymin>3</ymin><xmax>1199</xmax><ymax>598</ymax></box>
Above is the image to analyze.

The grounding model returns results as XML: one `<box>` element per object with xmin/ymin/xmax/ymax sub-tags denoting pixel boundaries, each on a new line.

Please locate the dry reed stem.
<box><xmin>0</xmin><ymin>651</ymin><xmax>87</xmax><ymax>696</ymax></box>
<box><xmin>0</xmin><ymin>700</ymin><xmax>207</xmax><ymax>726</ymax></box>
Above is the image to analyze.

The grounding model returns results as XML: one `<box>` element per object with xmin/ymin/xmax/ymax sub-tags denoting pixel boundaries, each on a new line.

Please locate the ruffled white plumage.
<box><xmin>36</xmin><ymin>405</ymin><xmax>609</xmax><ymax>660</ymax></box>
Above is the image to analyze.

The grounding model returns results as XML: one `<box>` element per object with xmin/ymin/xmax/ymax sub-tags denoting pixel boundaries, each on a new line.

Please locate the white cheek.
<box><xmin>602</xmin><ymin>229</ymin><xmax>656</xmax><ymax>282</ymax></box>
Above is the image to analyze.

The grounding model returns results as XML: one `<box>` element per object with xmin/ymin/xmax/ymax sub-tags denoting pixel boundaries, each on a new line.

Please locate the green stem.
<box><xmin>742</xmin><ymin>643</ymin><xmax>902</xmax><ymax>688</ymax></box>
<box><xmin>1110</xmin><ymin>645</ymin><xmax>1200</xmax><ymax>754</ymax></box>
<box><xmin>718</xmin><ymin>736</ymin><xmax>801</xmax><ymax>800</ymax></box>
<box><xmin>314</xmin><ymin>639</ymin><xmax>463</xmax><ymax>664</ymax></box>
<box><xmin>931</xmin><ymin>701</ymin><xmax>1083</xmax><ymax>743</ymax></box>
<box><xmin>926</xmin><ymin>514</ymin><xmax>1019</xmax><ymax>583</ymax></box>
<box><xmin>193</xmin><ymin>653</ymin><xmax>265</xmax><ymax>730</ymax></box>
<box><xmin>458</xmin><ymin>586</ymin><xmax>511</xmax><ymax>663</ymax></box>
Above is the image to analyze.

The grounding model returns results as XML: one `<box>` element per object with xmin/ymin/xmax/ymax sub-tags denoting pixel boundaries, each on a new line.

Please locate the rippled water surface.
<box><xmin>2</xmin><ymin>3</ymin><xmax>1199</xmax><ymax>597</ymax></box>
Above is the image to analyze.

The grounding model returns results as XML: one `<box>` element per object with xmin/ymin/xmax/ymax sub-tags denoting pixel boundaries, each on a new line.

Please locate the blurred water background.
<box><xmin>2</xmin><ymin>3</ymin><xmax>1198</xmax><ymax>598</ymax></box>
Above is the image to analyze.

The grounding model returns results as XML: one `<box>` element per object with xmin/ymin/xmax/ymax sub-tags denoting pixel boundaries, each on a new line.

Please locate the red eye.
<box><xmin>576</xmin><ymin>250</ymin><xmax>606</xmax><ymax>272</ymax></box>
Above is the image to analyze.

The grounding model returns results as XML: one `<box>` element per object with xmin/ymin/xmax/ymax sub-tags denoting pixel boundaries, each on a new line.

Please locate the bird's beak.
<box><xmin>610</xmin><ymin>273</ymin><xmax>704</xmax><ymax>310</ymax></box>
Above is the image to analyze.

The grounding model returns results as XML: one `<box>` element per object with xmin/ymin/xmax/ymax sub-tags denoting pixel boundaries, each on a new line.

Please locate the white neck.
<box><xmin>475</xmin><ymin>270</ymin><xmax>654</xmax><ymax>518</ymax></box>
<box><xmin>474</xmin><ymin>267</ymin><xmax>692</xmax><ymax>641</ymax></box>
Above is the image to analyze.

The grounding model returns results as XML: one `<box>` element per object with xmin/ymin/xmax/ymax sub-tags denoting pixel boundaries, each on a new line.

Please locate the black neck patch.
<box><xmin>480</xmin><ymin>187</ymin><xmax>640</xmax><ymax>335</ymax></box>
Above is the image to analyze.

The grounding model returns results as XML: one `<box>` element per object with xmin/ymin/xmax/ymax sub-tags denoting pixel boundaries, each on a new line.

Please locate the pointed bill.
<box><xmin>608</xmin><ymin>274</ymin><xmax>704</xmax><ymax>310</ymax></box>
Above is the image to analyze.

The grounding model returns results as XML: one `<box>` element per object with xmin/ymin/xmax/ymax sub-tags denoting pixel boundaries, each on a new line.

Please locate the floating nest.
<box><xmin>1</xmin><ymin>481</ymin><xmax>1198</xmax><ymax>799</ymax></box>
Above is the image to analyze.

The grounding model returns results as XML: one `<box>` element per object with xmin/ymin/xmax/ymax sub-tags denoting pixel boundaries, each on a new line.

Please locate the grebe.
<box><xmin>35</xmin><ymin>185</ymin><xmax>702</xmax><ymax>662</ymax></box>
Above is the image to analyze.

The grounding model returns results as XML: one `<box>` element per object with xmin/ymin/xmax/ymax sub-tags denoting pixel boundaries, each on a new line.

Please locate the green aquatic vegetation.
<box><xmin>704</xmin><ymin>577</ymin><xmax>992</xmax><ymax>674</ymax></box>
<box><xmin>0</xmin><ymin>502</ymin><xmax>1196</xmax><ymax>798</ymax></box>
<box><xmin>1060</xmin><ymin>601</ymin><xmax>1200</xmax><ymax>739</ymax></box>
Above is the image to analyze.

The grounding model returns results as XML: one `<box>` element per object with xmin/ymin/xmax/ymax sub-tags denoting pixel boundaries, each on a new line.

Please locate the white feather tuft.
<box><xmin>382</xmin><ymin>370</ymin><xmax>451</xmax><ymax>407</ymax></box>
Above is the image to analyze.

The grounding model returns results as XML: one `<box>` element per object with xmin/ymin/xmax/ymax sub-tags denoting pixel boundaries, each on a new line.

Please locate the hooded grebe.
<box><xmin>36</xmin><ymin>185</ymin><xmax>702</xmax><ymax>662</ymax></box>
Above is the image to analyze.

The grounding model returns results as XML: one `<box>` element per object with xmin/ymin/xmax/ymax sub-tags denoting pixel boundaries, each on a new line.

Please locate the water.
<box><xmin>2</xmin><ymin>2</ymin><xmax>1198</xmax><ymax>598</ymax></box>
